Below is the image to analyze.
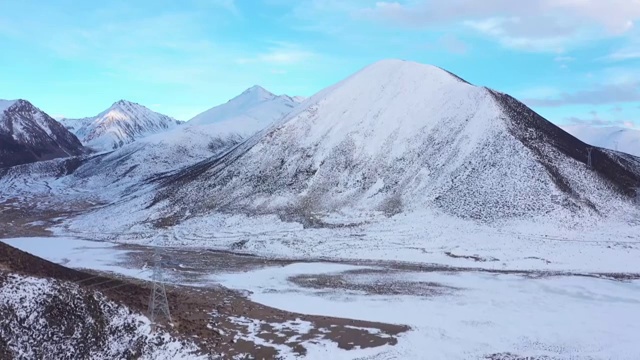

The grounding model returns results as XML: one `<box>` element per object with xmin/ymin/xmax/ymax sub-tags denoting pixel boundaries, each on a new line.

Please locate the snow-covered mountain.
<box><xmin>0</xmin><ymin>99</ymin><xmax>86</xmax><ymax>168</ymax></box>
<box><xmin>0</xmin><ymin>87</ymin><xmax>304</xmax><ymax>201</ymax></box>
<box><xmin>69</xmin><ymin>87</ymin><xmax>303</xmax><ymax>189</ymax></box>
<box><xmin>187</xmin><ymin>85</ymin><xmax>302</xmax><ymax>138</ymax></box>
<box><xmin>152</xmin><ymin>59</ymin><xmax>640</xmax><ymax>222</ymax></box>
<box><xmin>61</xmin><ymin>100</ymin><xmax>181</xmax><ymax>152</ymax></box>
<box><xmin>562</xmin><ymin>125</ymin><xmax>640</xmax><ymax>157</ymax></box>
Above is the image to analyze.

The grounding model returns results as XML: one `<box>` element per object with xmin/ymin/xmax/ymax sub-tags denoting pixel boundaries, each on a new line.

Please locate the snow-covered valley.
<box><xmin>3</xmin><ymin>236</ymin><xmax>639</xmax><ymax>360</ymax></box>
<box><xmin>1</xmin><ymin>59</ymin><xmax>640</xmax><ymax>359</ymax></box>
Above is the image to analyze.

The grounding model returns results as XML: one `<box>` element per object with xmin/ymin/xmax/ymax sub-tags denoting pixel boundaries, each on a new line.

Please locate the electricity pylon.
<box><xmin>148</xmin><ymin>235</ymin><xmax>172</xmax><ymax>329</ymax></box>
<box><xmin>587</xmin><ymin>147</ymin><xmax>593</xmax><ymax>168</ymax></box>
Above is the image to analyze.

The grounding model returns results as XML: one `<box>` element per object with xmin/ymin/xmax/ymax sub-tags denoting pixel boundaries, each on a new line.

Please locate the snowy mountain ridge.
<box><xmin>0</xmin><ymin>99</ymin><xmax>17</xmax><ymax>113</ymax></box>
<box><xmin>187</xmin><ymin>85</ymin><xmax>302</xmax><ymax>138</ymax></box>
<box><xmin>61</xmin><ymin>100</ymin><xmax>181</xmax><ymax>152</ymax></box>
<box><xmin>0</xmin><ymin>99</ymin><xmax>86</xmax><ymax>168</ymax></box>
<box><xmin>0</xmin><ymin>86</ymin><xmax>304</xmax><ymax>201</ymax></box>
<box><xmin>562</xmin><ymin>124</ymin><xmax>640</xmax><ymax>157</ymax></box>
<box><xmin>148</xmin><ymin>59</ymin><xmax>640</xmax><ymax>224</ymax></box>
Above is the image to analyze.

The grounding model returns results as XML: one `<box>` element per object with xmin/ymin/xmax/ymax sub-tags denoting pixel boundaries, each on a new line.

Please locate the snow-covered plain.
<box><xmin>58</xmin><ymin>207</ymin><xmax>640</xmax><ymax>274</ymax></box>
<box><xmin>4</xmin><ymin>237</ymin><xmax>639</xmax><ymax>359</ymax></box>
<box><xmin>215</xmin><ymin>262</ymin><xmax>640</xmax><ymax>359</ymax></box>
<box><xmin>0</xmin><ymin>237</ymin><xmax>151</xmax><ymax>280</ymax></box>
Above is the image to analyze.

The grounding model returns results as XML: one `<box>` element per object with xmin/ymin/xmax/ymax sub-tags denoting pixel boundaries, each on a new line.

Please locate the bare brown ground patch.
<box><xmin>0</xmin><ymin>197</ymin><xmax>98</xmax><ymax>238</ymax></box>
<box><xmin>290</xmin><ymin>268</ymin><xmax>457</xmax><ymax>297</ymax></box>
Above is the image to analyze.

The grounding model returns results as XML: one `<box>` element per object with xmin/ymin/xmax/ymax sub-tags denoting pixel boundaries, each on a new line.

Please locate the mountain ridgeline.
<box><xmin>152</xmin><ymin>60</ymin><xmax>640</xmax><ymax>222</ymax></box>
<box><xmin>1</xmin><ymin>60</ymin><xmax>639</xmax><ymax>225</ymax></box>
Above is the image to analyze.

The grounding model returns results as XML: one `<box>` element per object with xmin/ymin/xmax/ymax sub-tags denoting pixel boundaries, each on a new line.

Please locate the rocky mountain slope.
<box><xmin>61</xmin><ymin>100</ymin><xmax>181</xmax><ymax>152</ymax></box>
<box><xmin>562</xmin><ymin>124</ymin><xmax>640</xmax><ymax>157</ymax></box>
<box><xmin>150</xmin><ymin>60</ymin><xmax>640</xmax><ymax>223</ymax></box>
<box><xmin>0</xmin><ymin>99</ymin><xmax>86</xmax><ymax>168</ymax></box>
<box><xmin>0</xmin><ymin>242</ymin><xmax>203</xmax><ymax>360</ymax></box>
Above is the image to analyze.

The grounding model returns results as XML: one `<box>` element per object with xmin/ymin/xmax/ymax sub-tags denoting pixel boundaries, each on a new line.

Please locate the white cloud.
<box><xmin>237</xmin><ymin>44</ymin><xmax>315</xmax><ymax>65</ymax></box>
<box><xmin>564</xmin><ymin>116</ymin><xmax>637</xmax><ymax>128</ymax></box>
<box><xmin>524</xmin><ymin>81</ymin><xmax>640</xmax><ymax>107</ymax></box>
<box><xmin>359</xmin><ymin>0</ymin><xmax>640</xmax><ymax>52</ymax></box>
<box><xmin>604</xmin><ymin>47</ymin><xmax>640</xmax><ymax>61</ymax></box>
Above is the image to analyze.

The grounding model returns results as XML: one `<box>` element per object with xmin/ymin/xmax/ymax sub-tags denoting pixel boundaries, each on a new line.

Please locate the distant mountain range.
<box><xmin>1</xmin><ymin>59</ymin><xmax>639</xmax><ymax>253</ymax></box>
<box><xmin>0</xmin><ymin>99</ymin><xmax>87</xmax><ymax>168</ymax></box>
<box><xmin>0</xmin><ymin>86</ymin><xmax>302</xmax><ymax>173</ymax></box>
<box><xmin>562</xmin><ymin>125</ymin><xmax>640</xmax><ymax>157</ymax></box>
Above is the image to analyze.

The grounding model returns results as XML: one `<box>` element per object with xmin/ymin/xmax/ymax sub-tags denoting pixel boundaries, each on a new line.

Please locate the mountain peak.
<box><xmin>234</xmin><ymin>85</ymin><xmax>277</xmax><ymax>103</ymax></box>
<box><xmin>0</xmin><ymin>99</ymin><xmax>41</xmax><ymax>115</ymax></box>
<box><xmin>0</xmin><ymin>98</ymin><xmax>86</xmax><ymax>168</ymax></box>
<box><xmin>187</xmin><ymin>85</ymin><xmax>299</xmax><ymax>129</ymax></box>
<box><xmin>110</xmin><ymin>99</ymin><xmax>140</xmax><ymax>109</ymax></box>
<box><xmin>244</xmin><ymin>84</ymin><xmax>271</xmax><ymax>93</ymax></box>
<box><xmin>63</xmin><ymin>100</ymin><xmax>179</xmax><ymax>152</ymax></box>
<box><xmin>359</xmin><ymin>59</ymin><xmax>471</xmax><ymax>86</ymax></box>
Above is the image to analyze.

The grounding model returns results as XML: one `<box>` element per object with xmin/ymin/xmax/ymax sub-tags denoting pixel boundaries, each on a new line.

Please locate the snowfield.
<box><xmin>215</xmin><ymin>262</ymin><xmax>640</xmax><ymax>360</ymax></box>
<box><xmin>57</xmin><ymin>208</ymin><xmax>640</xmax><ymax>274</ymax></box>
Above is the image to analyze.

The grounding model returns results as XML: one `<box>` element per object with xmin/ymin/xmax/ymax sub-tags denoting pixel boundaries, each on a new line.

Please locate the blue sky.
<box><xmin>0</xmin><ymin>0</ymin><xmax>638</xmax><ymax>126</ymax></box>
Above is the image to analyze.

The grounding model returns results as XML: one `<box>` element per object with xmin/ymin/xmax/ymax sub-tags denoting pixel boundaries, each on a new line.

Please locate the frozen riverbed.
<box><xmin>4</xmin><ymin>236</ymin><xmax>640</xmax><ymax>359</ymax></box>
<box><xmin>215</xmin><ymin>263</ymin><xmax>640</xmax><ymax>359</ymax></box>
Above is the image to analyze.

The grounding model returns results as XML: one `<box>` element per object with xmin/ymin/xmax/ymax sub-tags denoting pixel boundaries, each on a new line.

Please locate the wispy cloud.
<box><xmin>357</xmin><ymin>0</ymin><xmax>640</xmax><ymax>52</ymax></box>
<box><xmin>209</xmin><ymin>0</ymin><xmax>240</xmax><ymax>16</ymax></box>
<box><xmin>524</xmin><ymin>82</ymin><xmax>640</xmax><ymax>107</ymax></box>
<box><xmin>438</xmin><ymin>34</ymin><xmax>468</xmax><ymax>54</ymax></box>
<box><xmin>564</xmin><ymin>116</ymin><xmax>638</xmax><ymax>129</ymax></box>
<box><xmin>603</xmin><ymin>46</ymin><xmax>640</xmax><ymax>61</ymax></box>
<box><xmin>237</xmin><ymin>43</ymin><xmax>315</xmax><ymax>65</ymax></box>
